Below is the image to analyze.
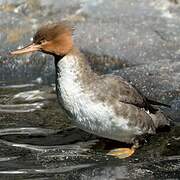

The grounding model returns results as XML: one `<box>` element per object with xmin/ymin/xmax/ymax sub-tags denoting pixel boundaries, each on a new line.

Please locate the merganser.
<box><xmin>10</xmin><ymin>22</ymin><xmax>170</xmax><ymax>158</ymax></box>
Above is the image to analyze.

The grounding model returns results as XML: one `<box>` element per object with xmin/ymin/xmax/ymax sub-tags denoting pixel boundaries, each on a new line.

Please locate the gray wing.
<box><xmin>92</xmin><ymin>74</ymin><xmax>169</xmax><ymax>133</ymax></box>
<box><xmin>94</xmin><ymin>74</ymin><xmax>148</xmax><ymax>109</ymax></box>
<box><xmin>96</xmin><ymin>75</ymin><xmax>170</xmax><ymax>112</ymax></box>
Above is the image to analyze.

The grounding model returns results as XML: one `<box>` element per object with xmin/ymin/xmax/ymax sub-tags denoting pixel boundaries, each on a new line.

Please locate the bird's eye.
<box><xmin>38</xmin><ymin>39</ymin><xmax>46</xmax><ymax>45</ymax></box>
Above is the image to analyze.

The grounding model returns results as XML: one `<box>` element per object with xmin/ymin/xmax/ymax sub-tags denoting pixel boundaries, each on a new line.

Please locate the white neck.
<box><xmin>56</xmin><ymin>53</ymin><xmax>90</xmax><ymax>84</ymax></box>
<box><xmin>55</xmin><ymin>53</ymin><xmax>93</xmax><ymax>109</ymax></box>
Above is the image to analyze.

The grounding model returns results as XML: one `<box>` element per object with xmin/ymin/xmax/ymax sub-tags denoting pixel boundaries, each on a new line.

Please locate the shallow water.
<box><xmin>0</xmin><ymin>84</ymin><xmax>180</xmax><ymax>179</ymax></box>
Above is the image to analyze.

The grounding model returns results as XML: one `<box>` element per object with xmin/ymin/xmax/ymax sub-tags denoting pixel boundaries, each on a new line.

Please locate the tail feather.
<box><xmin>147</xmin><ymin>98</ymin><xmax>171</xmax><ymax>108</ymax></box>
<box><xmin>149</xmin><ymin>110</ymin><xmax>171</xmax><ymax>130</ymax></box>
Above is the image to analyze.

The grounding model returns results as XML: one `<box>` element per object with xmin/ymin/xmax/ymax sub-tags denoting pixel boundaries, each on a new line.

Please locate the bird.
<box><xmin>10</xmin><ymin>22</ymin><xmax>171</xmax><ymax>158</ymax></box>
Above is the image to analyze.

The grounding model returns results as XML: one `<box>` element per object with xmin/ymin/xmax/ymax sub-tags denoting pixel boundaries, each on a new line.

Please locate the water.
<box><xmin>0</xmin><ymin>84</ymin><xmax>180</xmax><ymax>179</ymax></box>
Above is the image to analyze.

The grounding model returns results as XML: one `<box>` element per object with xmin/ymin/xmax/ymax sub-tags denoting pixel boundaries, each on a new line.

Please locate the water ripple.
<box><xmin>0</xmin><ymin>127</ymin><xmax>59</xmax><ymax>136</ymax></box>
<box><xmin>0</xmin><ymin>156</ymin><xmax>19</xmax><ymax>162</ymax></box>
<box><xmin>0</xmin><ymin>163</ymin><xmax>94</xmax><ymax>174</ymax></box>
<box><xmin>0</xmin><ymin>84</ymin><xmax>35</xmax><ymax>89</ymax></box>
<box><xmin>0</xmin><ymin>138</ymin><xmax>92</xmax><ymax>152</ymax></box>
<box><xmin>0</xmin><ymin>102</ymin><xmax>44</xmax><ymax>112</ymax></box>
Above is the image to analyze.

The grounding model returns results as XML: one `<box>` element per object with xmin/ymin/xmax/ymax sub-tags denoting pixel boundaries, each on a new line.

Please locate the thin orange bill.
<box><xmin>10</xmin><ymin>43</ymin><xmax>41</xmax><ymax>55</ymax></box>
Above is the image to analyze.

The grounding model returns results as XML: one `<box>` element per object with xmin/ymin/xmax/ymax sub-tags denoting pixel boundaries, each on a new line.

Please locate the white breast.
<box><xmin>56</xmin><ymin>55</ymin><xmax>142</xmax><ymax>142</ymax></box>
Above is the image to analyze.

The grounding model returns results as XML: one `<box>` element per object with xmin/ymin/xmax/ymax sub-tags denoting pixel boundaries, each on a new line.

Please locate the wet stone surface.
<box><xmin>0</xmin><ymin>0</ymin><xmax>180</xmax><ymax>179</ymax></box>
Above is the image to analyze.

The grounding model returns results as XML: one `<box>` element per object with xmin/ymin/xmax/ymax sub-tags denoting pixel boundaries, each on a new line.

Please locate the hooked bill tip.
<box><xmin>10</xmin><ymin>43</ymin><xmax>41</xmax><ymax>56</ymax></box>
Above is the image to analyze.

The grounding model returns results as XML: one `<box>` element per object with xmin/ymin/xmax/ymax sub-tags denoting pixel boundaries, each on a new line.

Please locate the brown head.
<box><xmin>11</xmin><ymin>22</ymin><xmax>74</xmax><ymax>56</ymax></box>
